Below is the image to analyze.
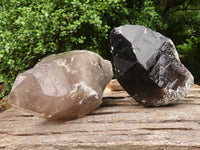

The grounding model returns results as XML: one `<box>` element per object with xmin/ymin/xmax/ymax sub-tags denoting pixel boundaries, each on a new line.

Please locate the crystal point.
<box><xmin>110</xmin><ymin>25</ymin><xmax>194</xmax><ymax>106</ymax></box>
<box><xmin>8</xmin><ymin>50</ymin><xmax>113</xmax><ymax>120</ymax></box>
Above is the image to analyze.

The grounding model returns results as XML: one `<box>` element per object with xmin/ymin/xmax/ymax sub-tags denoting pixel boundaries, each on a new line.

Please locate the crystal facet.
<box><xmin>110</xmin><ymin>25</ymin><xmax>194</xmax><ymax>106</ymax></box>
<box><xmin>8</xmin><ymin>50</ymin><xmax>113</xmax><ymax>120</ymax></box>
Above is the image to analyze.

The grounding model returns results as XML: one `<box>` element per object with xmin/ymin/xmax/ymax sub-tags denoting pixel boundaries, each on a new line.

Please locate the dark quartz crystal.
<box><xmin>110</xmin><ymin>25</ymin><xmax>194</xmax><ymax>106</ymax></box>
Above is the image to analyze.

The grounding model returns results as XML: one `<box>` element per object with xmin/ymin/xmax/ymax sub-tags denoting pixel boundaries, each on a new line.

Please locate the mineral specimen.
<box><xmin>8</xmin><ymin>50</ymin><xmax>113</xmax><ymax>120</ymax></box>
<box><xmin>110</xmin><ymin>25</ymin><xmax>194</xmax><ymax>107</ymax></box>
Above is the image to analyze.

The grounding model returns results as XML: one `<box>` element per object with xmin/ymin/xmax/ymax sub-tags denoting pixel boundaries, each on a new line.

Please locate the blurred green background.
<box><xmin>0</xmin><ymin>0</ymin><xmax>200</xmax><ymax>98</ymax></box>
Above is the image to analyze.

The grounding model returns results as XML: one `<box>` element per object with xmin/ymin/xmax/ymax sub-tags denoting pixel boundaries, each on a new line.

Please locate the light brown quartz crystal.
<box><xmin>8</xmin><ymin>50</ymin><xmax>113</xmax><ymax>120</ymax></box>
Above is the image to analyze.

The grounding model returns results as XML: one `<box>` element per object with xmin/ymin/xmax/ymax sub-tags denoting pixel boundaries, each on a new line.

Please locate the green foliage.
<box><xmin>160</xmin><ymin>1</ymin><xmax>200</xmax><ymax>81</ymax></box>
<box><xmin>163</xmin><ymin>10</ymin><xmax>200</xmax><ymax>45</ymax></box>
<box><xmin>134</xmin><ymin>0</ymin><xmax>167</xmax><ymax>30</ymax></box>
<box><xmin>0</xmin><ymin>0</ymin><xmax>165</xmax><ymax>98</ymax></box>
<box><xmin>177</xmin><ymin>37</ymin><xmax>200</xmax><ymax>81</ymax></box>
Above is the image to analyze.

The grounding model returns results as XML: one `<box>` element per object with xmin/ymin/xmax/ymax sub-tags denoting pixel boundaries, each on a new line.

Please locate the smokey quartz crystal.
<box><xmin>110</xmin><ymin>25</ymin><xmax>194</xmax><ymax>107</ymax></box>
<box><xmin>8</xmin><ymin>50</ymin><xmax>113</xmax><ymax>120</ymax></box>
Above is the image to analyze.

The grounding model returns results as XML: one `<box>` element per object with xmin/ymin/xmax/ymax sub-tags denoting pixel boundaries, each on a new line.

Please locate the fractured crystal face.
<box><xmin>8</xmin><ymin>50</ymin><xmax>113</xmax><ymax>120</ymax></box>
<box><xmin>110</xmin><ymin>25</ymin><xmax>194</xmax><ymax>106</ymax></box>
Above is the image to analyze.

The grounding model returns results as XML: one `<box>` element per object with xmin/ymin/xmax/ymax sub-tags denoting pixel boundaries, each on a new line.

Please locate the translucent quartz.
<box><xmin>8</xmin><ymin>50</ymin><xmax>113</xmax><ymax>120</ymax></box>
